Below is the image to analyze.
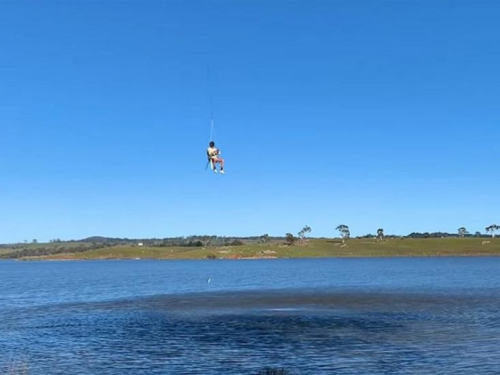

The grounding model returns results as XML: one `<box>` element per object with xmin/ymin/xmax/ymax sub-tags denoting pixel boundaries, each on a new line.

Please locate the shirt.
<box><xmin>207</xmin><ymin>147</ymin><xmax>219</xmax><ymax>159</ymax></box>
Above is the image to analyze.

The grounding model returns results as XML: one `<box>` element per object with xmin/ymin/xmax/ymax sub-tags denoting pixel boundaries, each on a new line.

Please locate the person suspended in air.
<box><xmin>207</xmin><ymin>141</ymin><xmax>225</xmax><ymax>174</ymax></box>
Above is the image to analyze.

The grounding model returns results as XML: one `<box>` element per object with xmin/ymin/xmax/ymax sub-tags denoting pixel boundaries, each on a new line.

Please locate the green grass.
<box><xmin>19</xmin><ymin>237</ymin><xmax>500</xmax><ymax>261</ymax></box>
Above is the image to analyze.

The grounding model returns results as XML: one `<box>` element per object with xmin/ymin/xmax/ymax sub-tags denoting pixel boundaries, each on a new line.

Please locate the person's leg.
<box><xmin>214</xmin><ymin>157</ymin><xmax>224</xmax><ymax>173</ymax></box>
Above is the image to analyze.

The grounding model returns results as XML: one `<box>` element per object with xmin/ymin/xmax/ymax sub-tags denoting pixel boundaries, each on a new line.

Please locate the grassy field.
<box><xmin>16</xmin><ymin>238</ymin><xmax>500</xmax><ymax>261</ymax></box>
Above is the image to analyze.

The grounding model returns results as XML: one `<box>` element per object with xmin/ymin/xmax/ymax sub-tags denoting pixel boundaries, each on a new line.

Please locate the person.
<box><xmin>207</xmin><ymin>141</ymin><xmax>225</xmax><ymax>174</ymax></box>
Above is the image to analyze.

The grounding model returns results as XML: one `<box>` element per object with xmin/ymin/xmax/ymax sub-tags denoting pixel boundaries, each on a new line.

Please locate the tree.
<box><xmin>32</xmin><ymin>239</ymin><xmax>38</xmax><ymax>244</ymax></box>
<box><xmin>475</xmin><ymin>231</ymin><xmax>481</xmax><ymax>237</ymax></box>
<box><xmin>297</xmin><ymin>225</ymin><xmax>312</xmax><ymax>243</ymax></box>
<box><xmin>259</xmin><ymin>234</ymin><xmax>270</xmax><ymax>244</ymax></box>
<box><xmin>486</xmin><ymin>224</ymin><xmax>499</xmax><ymax>238</ymax></box>
<box><xmin>285</xmin><ymin>233</ymin><xmax>296</xmax><ymax>245</ymax></box>
<box><xmin>458</xmin><ymin>227</ymin><xmax>469</xmax><ymax>238</ymax></box>
<box><xmin>377</xmin><ymin>228</ymin><xmax>384</xmax><ymax>241</ymax></box>
<box><xmin>336</xmin><ymin>225</ymin><xmax>350</xmax><ymax>243</ymax></box>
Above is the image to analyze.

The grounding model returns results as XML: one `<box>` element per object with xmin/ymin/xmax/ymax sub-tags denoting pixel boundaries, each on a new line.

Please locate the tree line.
<box><xmin>282</xmin><ymin>223</ymin><xmax>499</xmax><ymax>245</ymax></box>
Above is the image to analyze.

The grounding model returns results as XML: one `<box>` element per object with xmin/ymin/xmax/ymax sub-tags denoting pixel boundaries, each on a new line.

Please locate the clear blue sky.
<box><xmin>1</xmin><ymin>1</ymin><xmax>499</xmax><ymax>243</ymax></box>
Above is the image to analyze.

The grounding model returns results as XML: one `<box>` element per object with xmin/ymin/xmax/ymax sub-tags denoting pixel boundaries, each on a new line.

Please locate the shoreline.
<box><xmin>11</xmin><ymin>253</ymin><xmax>500</xmax><ymax>262</ymax></box>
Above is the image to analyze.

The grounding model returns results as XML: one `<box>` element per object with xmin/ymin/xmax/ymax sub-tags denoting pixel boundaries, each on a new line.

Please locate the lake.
<box><xmin>1</xmin><ymin>257</ymin><xmax>499</xmax><ymax>374</ymax></box>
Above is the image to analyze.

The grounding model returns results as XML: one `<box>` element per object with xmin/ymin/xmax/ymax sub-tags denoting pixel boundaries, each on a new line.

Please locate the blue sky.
<box><xmin>0</xmin><ymin>1</ymin><xmax>499</xmax><ymax>243</ymax></box>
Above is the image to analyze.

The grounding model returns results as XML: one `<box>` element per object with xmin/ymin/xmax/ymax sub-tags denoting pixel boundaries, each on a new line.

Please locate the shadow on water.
<box><xmin>257</xmin><ymin>368</ymin><xmax>290</xmax><ymax>375</ymax></box>
<box><xmin>2</xmin><ymin>289</ymin><xmax>500</xmax><ymax>374</ymax></box>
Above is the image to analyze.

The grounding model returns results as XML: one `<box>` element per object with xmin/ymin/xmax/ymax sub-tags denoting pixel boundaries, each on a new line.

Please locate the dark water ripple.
<box><xmin>2</xmin><ymin>290</ymin><xmax>500</xmax><ymax>374</ymax></box>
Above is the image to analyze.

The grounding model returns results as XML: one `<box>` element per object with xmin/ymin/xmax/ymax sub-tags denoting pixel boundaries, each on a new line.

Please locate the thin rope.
<box><xmin>209</xmin><ymin>99</ymin><xmax>215</xmax><ymax>142</ymax></box>
<box><xmin>206</xmin><ymin>63</ymin><xmax>217</xmax><ymax>170</ymax></box>
<box><xmin>208</xmin><ymin>63</ymin><xmax>215</xmax><ymax>143</ymax></box>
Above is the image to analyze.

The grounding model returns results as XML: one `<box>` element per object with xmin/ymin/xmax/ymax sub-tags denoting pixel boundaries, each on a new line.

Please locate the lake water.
<box><xmin>1</xmin><ymin>257</ymin><xmax>499</xmax><ymax>374</ymax></box>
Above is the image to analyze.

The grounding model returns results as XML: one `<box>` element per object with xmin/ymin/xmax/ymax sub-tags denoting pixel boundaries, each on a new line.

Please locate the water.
<box><xmin>1</xmin><ymin>257</ymin><xmax>499</xmax><ymax>374</ymax></box>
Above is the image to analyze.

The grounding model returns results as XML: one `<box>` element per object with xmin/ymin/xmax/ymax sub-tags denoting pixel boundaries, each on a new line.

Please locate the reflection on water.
<box><xmin>1</xmin><ymin>258</ymin><xmax>499</xmax><ymax>374</ymax></box>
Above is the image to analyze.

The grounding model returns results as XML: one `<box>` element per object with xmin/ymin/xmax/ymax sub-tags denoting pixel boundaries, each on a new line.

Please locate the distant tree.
<box><xmin>259</xmin><ymin>234</ymin><xmax>270</xmax><ymax>244</ymax></box>
<box><xmin>298</xmin><ymin>225</ymin><xmax>312</xmax><ymax>243</ymax></box>
<box><xmin>458</xmin><ymin>227</ymin><xmax>469</xmax><ymax>238</ymax></box>
<box><xmin>486</xmin><ymin>225</ymin><xmax>499</xmax><ymax>238</ymax></box>
<box><xmin>32</xmin><ymin>239</ymin><xmax>37</xmax><ymax>244</ymax></box>
<box><xmin>377</xmin><ymin>228</ymin><xmax>384</xmax><ymax>241</ymax></box>
<box><xmin>336</xmin><ymin>225</ymin><xmax>350</xmax><ymax>243</ymax></box>
<box><xmin>285</xmin><ymin>233</ymin><xmax>296</xmax><ymax>245</ymax></box>
<box><xmin>475</xmin><ymin>231</ymin><xmax>482</xmax><ymax>237</ymax></box>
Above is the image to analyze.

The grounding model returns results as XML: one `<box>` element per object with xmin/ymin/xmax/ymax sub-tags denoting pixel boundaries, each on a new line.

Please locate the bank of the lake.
<box><xmin>12</xmin><ymin>238</ymin><xmax>500</xmax><ymax>261</ymax></box>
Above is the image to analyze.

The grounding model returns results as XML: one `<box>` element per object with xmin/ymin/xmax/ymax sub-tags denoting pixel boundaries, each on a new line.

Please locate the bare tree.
<box><xmin>298</xmin><ymin>225</ymin><xmax>312</xmax><ymax>243</ymax></box>
<box><xmin>377</xmin><ymin>228</ymin><xmax>384</xmax><ymax>241</ymax></box>
<box><xmin>486</xmin><ymin>225</ymin><xmax>499</xmax><ymax>238</ymax></box>
<box><xmin>458</xmin><ymin>227</ymin><xmax>469</xmax><ymax>238</ymax></box>
<box><xmin>336</xmin><ymin>225</ymin><xmax>350</xmax><ymax>243</ymax></box>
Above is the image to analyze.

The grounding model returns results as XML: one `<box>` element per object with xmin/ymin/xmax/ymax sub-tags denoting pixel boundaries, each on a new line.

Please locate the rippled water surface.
<box><xmin>1</xmin><ymin>258</ymin><xmax>499</xmax><ymax>374</ymax></box>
